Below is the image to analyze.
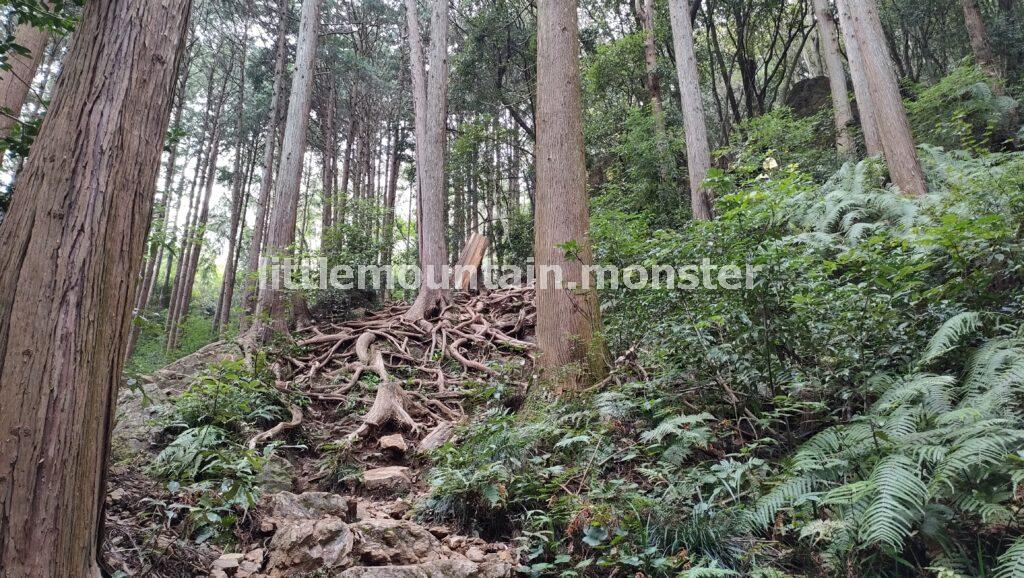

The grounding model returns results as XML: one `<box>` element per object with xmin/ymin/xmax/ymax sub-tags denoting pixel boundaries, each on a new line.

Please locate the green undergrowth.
<box><xmin>422</xmin><ymin>146</ymin><xmax>1024</xmax><ymax>577</ymax></box>
<box><xmin>144</xmin><ymin>358</ymin><xmax>301</xmax><ymax>545</ymax></box>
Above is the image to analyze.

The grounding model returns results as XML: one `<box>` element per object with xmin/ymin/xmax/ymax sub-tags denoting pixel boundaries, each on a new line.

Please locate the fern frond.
<box><xmin>860</xmin><ymin>454</ymin><xmax>928</xmax><ymax>550</ymax></box>
<box><xmin>920</xmin><ymin>312</ymin><xmax>983</xmax><ymax>366</ymax></box>
<box><xmin>994</xmin><ymin>538</ymin><xmax>1024</xmax><ymax>578</ymax></box>
<box><xmin>748</xmin><ymin>475</ymin><xmax>822</xmax><ymax>530</ymax></box>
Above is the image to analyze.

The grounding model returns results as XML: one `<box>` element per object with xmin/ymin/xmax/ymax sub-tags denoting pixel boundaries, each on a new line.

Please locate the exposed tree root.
<box><xmin>276</xmin><ymin>285</ymin><xmax>536</xmax><ymax>446</ymax></box>
<box><xmin>248</xmin><ymin>404</ymin><xmax>303</xmax><ymax>450</ymax></box>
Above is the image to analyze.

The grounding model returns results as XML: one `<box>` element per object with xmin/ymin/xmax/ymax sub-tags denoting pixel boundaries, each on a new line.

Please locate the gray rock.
<box><xmin>265</xmin><ymin>517</ymin><xmax>353</xmax><ymax>576</ymax></box>
<box><xmin>266</xmin><ymin>491</ymin><xmax>352</xmax><ymax>520</ymax></box>
<box><xmin>362</xmin><ymin>466</ymin><xmax>412</xmax><ymax>492</ymax></box>
<box><xmin>349</xmin><ymin>518</ymin><xmax>441</xmax><ymax>566</ymax></box>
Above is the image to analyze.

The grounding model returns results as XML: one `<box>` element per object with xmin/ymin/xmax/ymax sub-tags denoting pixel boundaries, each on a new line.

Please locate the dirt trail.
<box><xmin>106</xmin><ymin>287</ymin><xmax>535</xmax><ymax>577</ymax></box>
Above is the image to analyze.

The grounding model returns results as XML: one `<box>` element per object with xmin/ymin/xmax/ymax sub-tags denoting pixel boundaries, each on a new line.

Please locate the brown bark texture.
<box><xmin>535</xmin><ymin>0</ymin><xmax>609</xmax><ymax>392</ymax></box>
<box><xmin>0</xmin><ymin>0</ymin><xmax>191</xmax><ymax>575</ymax></box>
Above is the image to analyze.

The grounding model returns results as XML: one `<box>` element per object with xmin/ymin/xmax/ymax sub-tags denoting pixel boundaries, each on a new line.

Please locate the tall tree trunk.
<box><xmin>253</xmin><ymin>0</ymin><xmax>323</xmax><ymax>342</ymax></box>
<box><xmin>321</xmin><ymin>80</ymin><xmax>338</xmax><ymax>236</ymax></box>
<box><xmin>403</xmin><ymin>0</ymin><xmax>450</xmax><ymax>322</ymax></box>
<box><xmin>811</xmin><ymin>0</ymin><xmax>856</xmax><ymax>157</ymax></box>
<box><xmin>0</xmin><ymin>0</ymin><xmax>191</xmax><ymax>574</ymax></box>
<box><xmin>166</xmin><ymin>55</ymin><xmax>232</xmax><ymax>350</ymax></box>
<box><xmin>638</xmin><ymin>0</ymin><xmax>670</xmax><ymax>183</ymax></box>
<box><xmin>535</xmin><ymin>0</ymin><xmax>609</xmax><ymax>393</ymax></box>
<box><xmin>845</xmin><ymin>0</ymin><xmax>927</xmax><ymax>196</ymax></box>
<box><xmin>836</xmin><ymin>0</ymin><xmax>883</xmax><ymax>156</ymax></box>
<box><xmin>168</xmin><ymin>123</ymin><xmax>223</xmax><ymax>349</ymax></box>
<box><xmin>338</xmin><ymin>117</ymin><xmax>355</xmax><ymax>233</ymax></box>
<box><xmin>382</xmin><ymin>121</ymin><xmax>402</xmax><ymax>268</ymax></box>
<box><xmin>240</xmin><ymin>0</ymin><xmax>289</xmax><ymax>329</ymax></box>
<box><xmin>668</xmin><ymin>0</ymin><xmax>715</xmax><ymax>220</ymax></box>
<box><xmin>960</xmin><ymin>0</ymin><xmax>1004</xmax><ymax>93</ymax></box>
<box><xmin>0</xmin><ymin>16</ymin><xmax>51</xmax><ymax>167</ymax></box>
<box><xmin>216</xmin><ymin>26</ymin><xmax>250</xmax><ymax>335</ymax></box>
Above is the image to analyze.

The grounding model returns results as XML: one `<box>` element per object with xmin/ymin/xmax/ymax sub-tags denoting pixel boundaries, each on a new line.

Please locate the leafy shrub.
<box><xmin>908</xmin><ymin>65</ymin><xmax>1020</xmax><ymax>152</ymax></box>
<box><xmin>428</xmin><ymin>146</ymin><xmax>1024</xmax><ymax>576</ymax></box>
<box><xmin>168</xmin><ymin>359</ymin><xmax>285</xmax><ymax>432</ymax></box>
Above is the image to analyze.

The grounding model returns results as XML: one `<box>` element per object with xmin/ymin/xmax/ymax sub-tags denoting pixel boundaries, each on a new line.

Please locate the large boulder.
<box><xmin>784</xmin><ymin>76</ymin><xmax>832</xmax><ymax>118</ymax></box>
<box><xmin>265</xmin><ymin>517</ymin><xmax>353</xmax><ymax>576</ymax></box>
<box><xmin>349</xmin><ymin>519</ymin><xmax>442</xmax><ymax>566</ymax></box>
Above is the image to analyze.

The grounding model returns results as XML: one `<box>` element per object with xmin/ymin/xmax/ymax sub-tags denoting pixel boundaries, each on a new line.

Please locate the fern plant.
<box><xmin>749</xmin><ymin>322</ymin><xmax>1024</xmax><ymax>573</ymax></box>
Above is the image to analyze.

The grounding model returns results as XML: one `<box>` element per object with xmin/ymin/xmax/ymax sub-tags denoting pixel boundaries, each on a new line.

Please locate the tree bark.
<box><xmin>0</xmin><ymin>0</ymin><xmax>191</xmax><ymax>574</ymax></box>
<box><xmin>535</xmin><ymin>0</ymin><xmax>609</xmax><ymax>393</ymax></box>
<box><xmin>668</xmin><ymin>0</ymin><xmax>714</xmax><ymax>220</ymax></box>
<box><xmin>960</xmin><ymin>0</ymin><xmax>1004</xmax><ymax>93</ymax></box>
<box><xmin>403</xmin><ymin>0</ymin><xmax>450</xmax><ymax>322</ymax></box>
<box><xmin>835</xmin><ymin>0</ymin><xmax>882</xmax><ymax>156</ymax></box>
<box><xmin>240</xmin><ymin>0</ymin><xmax>289</xmax><ymax>329</ymax></box>
<box><xmin>845</xmin><ymin>0</ymin><xmax>927</xmax><ymax>196</ymax></box>
<box><xmin>0</xmin><ymin>15</ymin><xmax>50</xmax><ymax>165</ymax></box>
<box><xmin>253</xmin><ymin>0</ymin><xmax>323</xmax><ymax>342</ymax></box>
<box><xmin>811</xmin><ymin>0</ymin><xmax>856</xmax><ymax>158</ymax></box>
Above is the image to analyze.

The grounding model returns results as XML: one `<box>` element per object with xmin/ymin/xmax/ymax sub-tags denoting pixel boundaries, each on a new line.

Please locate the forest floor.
<box><xmin>103</xmin><ymin>288</ymin><xmax>535</xmax><ymax>578</ymax></box>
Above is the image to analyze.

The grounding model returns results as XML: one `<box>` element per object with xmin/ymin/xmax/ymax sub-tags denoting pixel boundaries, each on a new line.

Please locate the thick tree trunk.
<box><xmin>960</xmin><ymin>0</ymin><xmax>1004</xmax><ymax>93</ymax></box>
<box><xmin>845</xmin><ymin>0</ymin><xmax>927</xmax><ymax>196</ymax></box>
<box><xmin>403</xmin><ymin>0</ymin><xmax>450</xmax><ymax>322</ymax></box>
<box><xmin>253</xmin><ymin>0</ymin><xmax>323</xmax><ymax>342</ymax></box>
<box><xmin>0</xmin><ymin>17</ymin><xmax>50</xmax><ymax>165</ymax></box>
<box><xmin>811</xmin><ymin>0</ymin><xmax>856</xmax><ymax>157</ymax></box>
<box><xmin>668</xmin><ymin>0</ymin><xmax>714</xmax><ymax>220</ymax></box>
<box><xmin>0</xmin><ymin>0</ymin><xmax>191</xmax><ymax>574</ymax></box>
<box><xmin>835</xmin><ymin>0</ymin><xmax>882</xmax><ymax>156</ymax></box>
<box><xmin>535</xmin><ymin>0</ymin><xmax>609</xmax><ymax>393</ymax></box>
<box><xmin>241</xmin><ymin>0</ymin><xmax>289</xmax><ymax>330</ymax></box>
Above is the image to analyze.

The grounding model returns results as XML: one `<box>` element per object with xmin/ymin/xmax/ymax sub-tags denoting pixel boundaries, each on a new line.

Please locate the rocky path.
<box><xmin>208</xmin><ymin>463</ymin><xmax>515</xmax><ymax>578</ymax></box>
<box><xmin>109</xmin><ymin>289</ymin><xmax>534</xmax><ymax>577</ymax></box>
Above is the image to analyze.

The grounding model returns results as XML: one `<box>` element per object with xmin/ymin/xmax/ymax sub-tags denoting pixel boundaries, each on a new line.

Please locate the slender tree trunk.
<box><xmin>535</xmin><ymin>0</ymin><xmax>609</xmax><ymax>393</ymax></box>
<box><xmin>0</xmin><ymin>0</ymin><xmax>191</xmax><ymax>574</ymax></box>
<box><xmin>241</xmin><ymin>0</ymin><xmax>289</xmax><ymax>329</ymax></box>
<box><xmin>253</xmin><ymin>0</ymin><xmax>323</xmax><ymax>342</ymax></box>
<box><xmin>638</xmin><ymin>0</ymin><xmax>670</xmax><ymax>183</ymax></box>
<box><xmin>668</xmin><ymin>0</ymin><xmax>714</xmax><ymax>220</ymax></box>
<box><xmin>835</xmin><ymin>0</ymin><xmax>883</xmax><ymax>156</ymax></box>
<box><xmin>845</xmin><ymin>0</ymin><xmax>927</xmax><ymax>196</ymax></box>
<box><xmin>0</xmin><ymin>16</ymin><xmax>50</xmax><ymax>166</ymax></box>
<box><xmin>960</xmin><ymin>0</ymin><xmax>1004</xmax><ymax>93</ymax></box>
<box><xmin>216</xmin><ymin>27</ymin><xmax>250</xmax><ymax>335</ymax></box>
<box><xmin>338</xmin><ymin>117</ymin><xmax>355</xmax><ymax>231</ymax></box>
<box><xmin>168</xmin><ymin>123</ymin><xmax>223</xmax><ymax>349</ymax></box>
<box><xmin>321</xmin><ymin>80</ymin><xmax>338</xmax><ymax>235</ymax></box>
<box><xmin>811</xmin><ymin>0</ymin><xmax>856</xmax><ymax>157</ymax></box>
<box><xmin>382</xmin><ymin>121</ymin><xmax>402</xmax><ymax>268</ymax></box>
<box><xmin>403</xmin><ymin>0</ymin><xmax>450</xmax><ymax>322</ymax></box>
<box><xmin>167</xmin><ymin>54</ymin><xmax>232</xmax><ymax>349</ymax></box>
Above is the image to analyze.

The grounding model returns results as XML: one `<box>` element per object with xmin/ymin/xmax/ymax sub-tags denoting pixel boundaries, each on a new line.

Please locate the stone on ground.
<box><xmin>362</xmin><ymin>466</ymin><xmax>412</xmax><ymax>492</ymax></box>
